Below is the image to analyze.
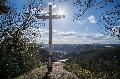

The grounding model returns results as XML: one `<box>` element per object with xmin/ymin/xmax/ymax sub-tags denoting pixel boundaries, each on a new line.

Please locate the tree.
<box><xmin>71</xmin><ymin>0</ymin><xmax>120</xmax><ymax>38</ymax></box>
<box><xmin>0</xmin><ymin>0</ymin><xmax>46</xmax><ymax>78</ymax></box>
<box><xmin>0</xmin><ymin>0</ymin><xmax>11</xmax><ymax>14</ymax></box>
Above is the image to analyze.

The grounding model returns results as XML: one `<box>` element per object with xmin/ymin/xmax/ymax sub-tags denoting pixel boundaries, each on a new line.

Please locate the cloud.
<box><xmin>88</xmin><ymin>15</ymin><xmax>96</xmax><ymax>23</ymax></box>
<box><xmin>53</xmin><ymin>34</ymin><xmax>103</xmax><ymax>44</ymax></box>
<box><xmin>52</xmin><ymin>30</ymin><xmax>78</xmax><ymax>36</ymax></box>
<box><xmin>85</xmin><ymin>34</ymin><xmax>105</xmax><ymax>40</ymax></box>
<box><xmin>24</xmin><ymin>27</ymin><xmax>119</xmax><ymax>44</ymax></box>
<box><xmin>54</xmin><ymin>33</ymin><xmax>119</xmax><ymax>44</ymax></box>
<box><xmin>29</xmin><ymin>2</ymin><xmax>57</xmax><ymax>16</ymax></box>
<box><xmin>77</xmin><ymin>20</ymin><xmax>85</xmax><ymax>24</ymax></box>
<box><xmin>57</xmin><ymin>31</ymin><xmax>78</xmax><ymax>36</ymax></box>
<box><xmin>76</xmin><ymin>34</ymin><xmax>106</xmax><ymax>40</ymax></box>
<box><xmin>47</xmin><ymin>1</ymin><xmax>57</xmax><ymax>8</ymax></box>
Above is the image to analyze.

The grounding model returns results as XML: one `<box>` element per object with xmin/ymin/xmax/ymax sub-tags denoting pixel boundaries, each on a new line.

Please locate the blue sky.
<box><xmin>11</xmin><ymin>0</ymin><xmax>120</xmax><ymax>44</ymax></box>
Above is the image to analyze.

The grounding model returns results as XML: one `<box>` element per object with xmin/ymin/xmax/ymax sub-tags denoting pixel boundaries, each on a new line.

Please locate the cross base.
<box><xmin>47</xmin><ymin>66</ymin><xmax>53</xmax><ymax>72</ymax></box>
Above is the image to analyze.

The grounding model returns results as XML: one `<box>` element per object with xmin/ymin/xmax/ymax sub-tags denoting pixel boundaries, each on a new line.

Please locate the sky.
<box><xmin>10</xmin><ymin>0</ymin><xmax>120</xmax><ymax>44</ymax></box>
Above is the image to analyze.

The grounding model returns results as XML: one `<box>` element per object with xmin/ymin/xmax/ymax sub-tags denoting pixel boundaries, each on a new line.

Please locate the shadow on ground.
<box><xmin>42</xmin><ymin>66</ymin><xmax>52</xmax><ymax>79</ymax></box>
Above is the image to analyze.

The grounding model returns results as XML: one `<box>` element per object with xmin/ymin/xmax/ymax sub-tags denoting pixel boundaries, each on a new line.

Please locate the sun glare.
<box><xmin>58</xmin><ymin>9</ymin><xmax>65</xmax><ymax>15</ymax></box>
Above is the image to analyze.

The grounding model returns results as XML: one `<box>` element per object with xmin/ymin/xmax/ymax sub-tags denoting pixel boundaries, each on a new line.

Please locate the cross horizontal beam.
<box><xmin>36</xmin><ymin>15</ymin><xmax>65</xmax><ymax>19</ymax></box>
<box><xmin>36</xmin><ymin>15</ymin><xmax>49</xmax><ymax>19</ymax></box>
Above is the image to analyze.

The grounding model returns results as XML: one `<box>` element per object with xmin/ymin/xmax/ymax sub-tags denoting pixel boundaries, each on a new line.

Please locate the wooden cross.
<box><xmin>36</xmin><ymin>5</ymin><xmax>65</xmax><ymax>72</ymax></box>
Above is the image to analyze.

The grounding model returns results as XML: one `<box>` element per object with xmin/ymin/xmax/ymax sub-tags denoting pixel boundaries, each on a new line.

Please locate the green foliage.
<box><xmin>0</xmin><ymin>27</ymin><xmax>46</xmax><ymax>79</ymax></box>
<box><xmin>64</xmin><ymin>47</ymin><xmax>120</xmax><ymax>79</ymax></box>
<box><xmin>0</xmin><ymin>1</ymin><xmax>47</xmax><ymax>78</ymax></box>
<box><xmin>0</xmin><ymin>0</ymin><xmax>9</xmax><ymax>13</ymax></box>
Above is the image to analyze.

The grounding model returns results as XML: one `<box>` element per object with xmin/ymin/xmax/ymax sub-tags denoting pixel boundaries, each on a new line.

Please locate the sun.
<box><xmin>58</xmin><ymin>9</ymin><xmax>65</xmax><ymax>15</ymax></box>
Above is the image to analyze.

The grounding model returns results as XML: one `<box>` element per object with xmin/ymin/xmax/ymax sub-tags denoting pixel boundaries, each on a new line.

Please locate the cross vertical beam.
<box><xmin>48</xmin><ymin>5</ymin><xmax>52</xmax><ymax>69</ymax></box>
<box><xmin>35</xmin><ymin>5</ymin><xmax>65</xmax><ymax>72</ymax></box>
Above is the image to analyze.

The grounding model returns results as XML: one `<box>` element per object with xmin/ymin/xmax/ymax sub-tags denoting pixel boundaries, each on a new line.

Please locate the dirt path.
<box><xmin>49</xmin><ymin>62</ymin><xmax>79</xmax><ymax>79</ymax></box>
<box><xmin>15</xmin><ymin>63</ymin><xmax>79</xmax><ymax>79</ymax></box>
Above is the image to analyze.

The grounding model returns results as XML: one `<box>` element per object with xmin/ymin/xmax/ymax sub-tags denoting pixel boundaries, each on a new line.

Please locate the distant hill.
<box><xmin>44</xmin><ymin>44</ymin><xmax>120</xmax><ymax>52</ymax></box>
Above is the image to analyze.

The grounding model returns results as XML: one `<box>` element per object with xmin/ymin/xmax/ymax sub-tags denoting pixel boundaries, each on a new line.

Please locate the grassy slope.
<box><xmin>64</xmin><ymin>47</ymin><xmax>120</xmax><ymax>79</ymax></box>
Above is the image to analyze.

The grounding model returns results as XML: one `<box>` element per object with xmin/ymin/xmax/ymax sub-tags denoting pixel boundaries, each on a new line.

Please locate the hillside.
<box><xmin>64</xmin><ymin>47</ymin><xmax>120</xmax><ymax>79</ymax></box>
